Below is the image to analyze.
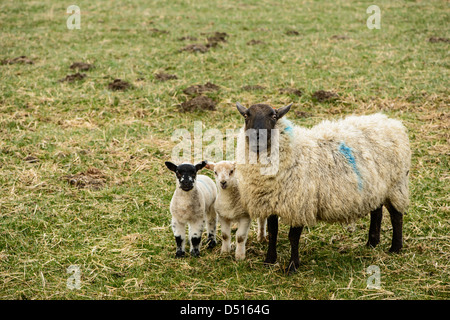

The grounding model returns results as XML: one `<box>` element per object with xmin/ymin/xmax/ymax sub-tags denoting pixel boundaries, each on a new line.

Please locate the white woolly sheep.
<box><xmin>165</xmin><ymin>161</ymin><xmax>217</xmax><ymax>257</ymax></box>
<box><xmin>205</xmin><ymin>161</ymin><xmax>267</xmax><ymax>260</ymax></box>
<box><xmin>235</xmin><ymin>102</ymin><xmax>411</xmax><ymax>273</ymax></box>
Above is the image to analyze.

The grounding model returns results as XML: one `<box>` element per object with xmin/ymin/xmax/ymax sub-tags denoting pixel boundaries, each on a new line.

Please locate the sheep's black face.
<box><xmin>175</xmin><ymin>164</ymin><xmax>197</xmax><ymax>191</ymax></box>
<box><xmin>165</xmin><ymin>161</ymin><xmax>207</xmax><ymax>191</ymax></box>
<box><xmin>236</xmin><ymin>102</ymin><xmax>292</xmax><ymax>152</ymax></box>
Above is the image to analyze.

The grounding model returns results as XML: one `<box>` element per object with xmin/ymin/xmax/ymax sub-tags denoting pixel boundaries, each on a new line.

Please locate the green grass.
<box><xmin>0</xmin><ymin>0</ymin><xmax>449</xmax><ymax>300</ymax></box>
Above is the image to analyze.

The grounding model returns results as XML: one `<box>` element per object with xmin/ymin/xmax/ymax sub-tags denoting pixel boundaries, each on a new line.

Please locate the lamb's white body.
<box><xmin>170</xmin><ymin>174</ymin><xmax>217</xmax><ymax>255</ymax></box>
<box><xmin>236</xmin><ymin>113</ymin><xmax>411</xmax><ymax>227</ymax></box>
<box><xmin>209</xmin><ymin>161</ymin><xmax>266</xmax><ymax>260</ymax></box>
<box><xmin>215</xmin><ymin>183</ymin><xmax>251</xmax><ymax>260</ymax></box>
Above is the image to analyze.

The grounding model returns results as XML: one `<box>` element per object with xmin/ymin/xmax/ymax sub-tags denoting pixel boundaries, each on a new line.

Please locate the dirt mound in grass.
<box><xmin>330</xmin><ymin>35</ymin><xmax>349</xmax><ymax>40</ymax></box>
<box><xmin>65</xmin><ymin>167</ymin><xmax>106</xmax><ymax>190</ymax></box>
<box><xmin>247</xmin><ymin>39</ymin><xmax>265</xmax><ymax>45</ymax></box>
<box><xmin>180</xmin><ymin>31</ymin><xmax>229</xmax><ymax>53</ymax></box>
<box><xmin>108</xmin><ymin>79</ymin><xmax>132</xmax><ymax>91</ymax></box>
<box><xmin>279</xmin><ymin>87</ymin><xmax>303</xmax><ymax>96</ymax></box>
<box><xmin>59</xmin><ymin>73</ymin><xmax>86</xmax><ymax>82</ymax></box>
<box><xmin>428</xmin><ymin>36</ymin><xmax>450</xmax><ymax>43</ymax></box>
<box><xmin>285</xmin><ymin>29</ymin><xmax>300</xmax><ymax>36</ymax></box>
<box><xmin>180</xmin><ymin>43</ymin><xmax>210</xmax><ymax>53</ymax></box>
<box><xmin>183</xmin><ymin>82</ymin><xmax>220</xmax><ymax>96</ymax></box>
<box><xmin>179</xmin><ymin>95</ymin><xmax>217</xmax><ymax>112</ymax></box>
<box><xmin>70</xmin><ymin>62</ymin><xmax>94</xmax><ymax>71</ymax></box>
<box><xmin>1</xmin><ymin>55</ymin><xmax>34</xmax><ymax>65</ymax></box>
<box><xmin>204</xmin><ymin>31</ymin><xmax>228</xmax><ymax>47</ymax></box>
<box><xmin>155</xmin><ymin>72</ymin><xmax>178</xmax><ymax>82</ymax></box>
<box><xmin>311</xmin><ymin>90</ymin><xmax>339</xmax><ymax>102</ymax></box>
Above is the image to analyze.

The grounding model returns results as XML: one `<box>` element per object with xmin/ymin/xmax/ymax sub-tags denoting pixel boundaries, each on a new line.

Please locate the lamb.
<box><xmin>165</xmin><ymin>161</ymin><xmax>217</xmax><ymax>257</ymax></box>
<box><xmin>205</xmin><ymin>161</ymin><xmax>267</xmax><ymax>260</ymax></box>
<box><xmin>234</xmin><ymin>102</ymin><xmax>411</xmax><ymax>273</ymax></box>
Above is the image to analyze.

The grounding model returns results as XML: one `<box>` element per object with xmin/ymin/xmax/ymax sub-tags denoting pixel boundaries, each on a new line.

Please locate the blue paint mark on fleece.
<box><xmin>338</xmin><ymin>142</ymin><xmax>363</xmax><ymax>191</ymax></box>
<box><xmin>282</xmin><ymin>119</ymin><xmax>294</xmax><ymax>136</ymax></box>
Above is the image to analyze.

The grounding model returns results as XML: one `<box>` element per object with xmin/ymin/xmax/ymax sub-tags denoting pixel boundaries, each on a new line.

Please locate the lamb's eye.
<box><xmin>214</xmin><ymin>171</ymin><xmax>217</xmax><ymax>176</ymax></box>
<box><xmin>230</xmin><ymin>170</ymin><xmax>234</xmax><ymax>175</ymax></box>
<box><xmin>176</xmin><ymin>173</ymin><xmax>181</xmax><ymax>178</ymax></box>
<box><xmin>272</xmin><ymin>114</ymin><xmax>277</xmax><ymax>120</ymax></box>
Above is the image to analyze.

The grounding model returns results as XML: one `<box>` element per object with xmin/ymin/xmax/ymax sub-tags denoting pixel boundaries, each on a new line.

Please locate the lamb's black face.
<box><xmin>175</xmin><ymin>164</ymin><xmax>197</xmax><ymax>191</ymax></box>
<box><xmin>165</xmin><ymin>161</ymin><xmax>207</xmax><ymax>192</ymax></box>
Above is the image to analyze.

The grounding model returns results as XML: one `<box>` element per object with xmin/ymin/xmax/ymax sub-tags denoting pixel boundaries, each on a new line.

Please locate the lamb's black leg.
<box><xmin>386</xmin><ymin>203</ymin><xmax>403</xmax><ymax>253</ymax></box>
<box><xmin>264</xmin><ymin>215</ymin><xmax>278</xmax><ymax>265</ymax></box>
<box><xmin>190</xmin><ymin>236</ymin><xmax>201</xmax><ymax>257</ymax></box>
<box><xmin>286</xmin><ymin>226</ymin><xmax>303</xmax><ymax>274</ymax></box>
<box><xmin>175</xmin><ymin>236</ymin><xmax>185</xmax><ymax>258</ymax></box>
<box><xmin>366</xmin><ymin>206</ymin><xmax>383</xmax><ymax>248</ymax></box>
<box><xmin>207</xmin><ymin>233</ymin><xmax>216</xmax><ymax>249</ymax></box>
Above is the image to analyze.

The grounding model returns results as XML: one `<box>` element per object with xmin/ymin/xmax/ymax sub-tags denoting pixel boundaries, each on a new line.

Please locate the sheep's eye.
<box><xmin>272</xmin><ymin>114</ymin><xmax>277</xmax><ymax>120</ymax></box>
<box><xmin>176</xmin><ymin>172</ymin><xmax>181</xmax><ymax>178</ymax></box>
<box><xmin>214</xmin><ymin>171</ymin><xmax>217</xmax><ymax>176</ymax></box>
<box><xmin>230</xmin><ymin>170</ymin><xmax>234</xmax><ymax>175</ymax></box>
<box><xmin>244</xmin><ymin>114</ymin><xmax>248</xmax><ymax>119</ymax></box>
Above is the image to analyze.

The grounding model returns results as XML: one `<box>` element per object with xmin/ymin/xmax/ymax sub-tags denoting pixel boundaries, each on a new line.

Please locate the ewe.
<box><xmin>235</xmin><ymin>102</ymin><xmax>411</xmax><ymax>273</ymax></box>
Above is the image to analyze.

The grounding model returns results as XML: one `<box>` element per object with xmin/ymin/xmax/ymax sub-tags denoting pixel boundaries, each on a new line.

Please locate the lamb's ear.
<box><xmin>165</xmin><ymin>161</ymin><xmax>178</xmax><ymax>172</ymax></box>
<box><xmin>276</xmin><ymin>103</ymin><xmax>292</xmax><ymax>119</ymax></box>
<box><xmin>195</xmin><ymin>160</ymin><xmax>208</xmax><ymax>172</ymax></box>
<box><xmin>236</xmin><ymin>102</ymin><xmax>248</xmax><ymax>117</ymax></box>
<box><xmin>205</xmin><ymin>162</ymin><xmax>215</xmax><ymax>170</ymax></box>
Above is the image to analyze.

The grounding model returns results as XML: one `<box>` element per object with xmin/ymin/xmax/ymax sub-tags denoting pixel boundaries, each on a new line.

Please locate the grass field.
<box><xmin>0</xmin><ymin>0</ymin><xmax>449</xmax><ymax>300</ymax></box>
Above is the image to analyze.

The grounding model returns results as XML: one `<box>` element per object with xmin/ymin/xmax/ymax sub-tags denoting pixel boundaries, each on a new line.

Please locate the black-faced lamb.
<box><xmin>205</xmin><ymin>161</ymin><xmax>266</xmax><ymax>260</ymax></box>
<box><xmin>235</xmin><ymin>102</ymin><xmax>411</xmax><ymax>273</ymax></box>
<box><xmin>165</xmin><ymin>161</ymin><xmax>217</xmax><ymax>257</ymax></box>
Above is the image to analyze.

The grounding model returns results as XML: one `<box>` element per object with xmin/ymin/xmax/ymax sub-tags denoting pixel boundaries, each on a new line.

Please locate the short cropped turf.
<box><xmin>0</xmin><ymin>0</ymin><xmax>448</xmax><ymax>299</ymax></box>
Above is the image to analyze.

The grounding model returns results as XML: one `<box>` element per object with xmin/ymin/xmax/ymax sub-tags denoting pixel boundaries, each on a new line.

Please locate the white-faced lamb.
<box><xmin>235</xmin><ymin>102</ymin><xmax>411</xmax><ymax>273</ymax></box>
<box><xmin>205</xmin><ymin>161</ymin><xmax>267</xmax><ymax>260</ymax></box>
<box><xmin>165</xmin><ymin>161</ymin><xmax>217</xmax><ymax>257</ymax></box>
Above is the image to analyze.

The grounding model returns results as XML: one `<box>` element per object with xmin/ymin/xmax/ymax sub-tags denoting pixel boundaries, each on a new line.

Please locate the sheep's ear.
<box><xmin>165</xmin><ymin>161</ymin><xmax>178</xmax><ymax>172</ymax></box>
<box><xmin>236</xmin><ymin>102</ymin><xmax>248</xmax><ymax>117</ymax></box>
<box><xmin>195</xmin><ymin>160</ymin><xmax>207</xmax><ymax>172</ymax></box>
<box><xmin>205</xmin><ymin>162</ymin><xmax>215</xmax><ymax>170</ymax></box>
<box><xmin>276</xmin><ymin>103</ymin><xmax>292</xmax><ymax>119</ymax></box>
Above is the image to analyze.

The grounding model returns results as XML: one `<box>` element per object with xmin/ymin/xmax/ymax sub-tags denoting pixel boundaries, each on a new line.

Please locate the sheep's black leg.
<box><xmin>207</xmin><ymin>233</ymin><xmax>217</xmax><ymax>249</ymax></box>
<box><xmin>190</xmin><ymin>236</ymin><xmax>201</xmax><ymax>257</ymax></box>
<box><xmin>286</xmin><ymin>226</ymin><xmax>303</xmax><ymax>274</ymax></box>
<box><xmin>175</xmin><ymin>236</ymin><xmax>185</xmax><ymax>258</ymax></box>
<box><xmin>264</xmin><ymin>215</ymin><xmax>278</xmax><ymax>265</ymax></box>
<box><xmin>386</xmin><ymin>203</ymin><xmax>403</xmax><ymax>253</ymax></box>
<box><xmin>366</xmin><ymin>206</ymin><xmax>383</xmax><ymax>248</ymax></box>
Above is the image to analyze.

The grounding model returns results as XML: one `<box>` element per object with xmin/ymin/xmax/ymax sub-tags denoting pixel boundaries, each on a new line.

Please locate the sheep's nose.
<box><xmin>220</xmin><ymin>181</ymin><xmax>227</xmax><ymax>189</ymax></box>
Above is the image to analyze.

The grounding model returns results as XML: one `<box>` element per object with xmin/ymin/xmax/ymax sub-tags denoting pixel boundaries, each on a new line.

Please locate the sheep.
<box><xmin>234</xmin><ymin>102</ymin><xmax>411</xmax><ymax>273</ymax></box>
<box><xmin>205</xmin><ymin>161</ymin><xmax>267</xmax><ymax>260</ymax></box>
<box><xmin>165</xmin><ymin>161</ymin><xmax>217</xmax><ymax>257</ymax></box>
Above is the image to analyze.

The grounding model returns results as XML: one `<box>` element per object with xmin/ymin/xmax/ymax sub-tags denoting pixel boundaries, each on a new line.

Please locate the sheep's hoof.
<box><xmin>190</xmin><ymin>249</ymin><xmax>200</xmax><ymax>257</ymax></box>
<box><xmin>388</xmin><ymin>246</ymin><xmax>402</xmax><ymax>254</ymax></box>
<box><xmin>284</xmin><ymin>261</ymin><xmax>299</xmax><ymax>275</ymax></box>
<box><xmin>175</xmin><ymin>250</ymin><xmax>185</xmax><ymax>258</ymax></box>
<box><xmin>263</xmin><ymin>256</ymin><xmax>277</xmax><ymax>266</ymax></box>
<box><xmin>207</xmin><ymin>239</ymin><xmax>217</xmax><ymax>249</ymax></box>
<box><xmin>366</xmin><ymin>241</ymin><xmax>378</xmax><ymax>249</ymax></box>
